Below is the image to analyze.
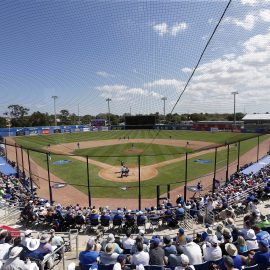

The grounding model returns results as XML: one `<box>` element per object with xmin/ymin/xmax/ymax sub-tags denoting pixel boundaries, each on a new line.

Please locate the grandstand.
<box><xmin>1</xmin><ymin>0</ymin><xmax>270</xmax><ymax>270</ymax></box>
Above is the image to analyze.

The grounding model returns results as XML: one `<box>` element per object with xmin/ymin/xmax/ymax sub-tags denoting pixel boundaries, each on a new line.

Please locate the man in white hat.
<box><xmin>21</xmin><ymin>230</ymin><xmax>32</xmax><ymax>248</ymax></box>
<box><xmin>202</xmin><ymin>238</ymin><xmax>222</xmax><ymax>262</ymax></box>
<box><xmin>101</xmin><ymin>234</ymin><xmax>122</xmax><ymax>254</ymax></box>
<box><xmin>174</xmin><ymin>254</ymin><xmax>195</xmax><ymax>270</ymax></box>
<box><xmin>246</xmin><ymin>229</ymin><xmax>259</xmax><ymax>250</ymax></box>
<box><xmin>2</xmin><ymin>246</ymin><xmax>33</xmax><ymax>270</ymax></box>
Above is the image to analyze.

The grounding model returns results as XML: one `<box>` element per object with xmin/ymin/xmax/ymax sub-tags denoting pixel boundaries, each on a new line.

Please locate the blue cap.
<box><xmin>178</xmin><ymin>228</ymin><xmax>185</xmax><ymax>235</ymax></box>
<box><xmin>151</xmin><ymin>238</ymin><xmax>160</xmax><ymax>246</ymax></box>
<box><xmin>258</xmin><ymin>240</ymin><xmax>269</xmax><ymax>248</ymax></box>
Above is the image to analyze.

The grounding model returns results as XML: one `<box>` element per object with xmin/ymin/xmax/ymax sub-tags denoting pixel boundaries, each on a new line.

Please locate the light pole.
<box><xmin>106</xmin><ymin>98</ymin><xmax>112</xmax><ymax>126</ymax></box>
<box><xmin>51</xmin><ymin>96</ymin><xmax>58</xmax><ymax>126</ymax></box>
<box><xmin>161</xmin><ymin>97</ymin><xmax>167</xmax><ymax>120</ymax></box>
<box><xmin>231</xmin><ymin>91</ymin><xmax>238</xmax><ymax>129</ymax></box>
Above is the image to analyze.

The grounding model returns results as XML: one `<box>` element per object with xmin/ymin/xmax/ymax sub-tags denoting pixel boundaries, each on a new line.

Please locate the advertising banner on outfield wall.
<box><xmin>54</xmin><ymin>128</ymin><xmax>61</xmax><ymax>133</ymax></box>
<box><xmin>83</xmin><ymin>127</ymin><xmax>90</xmax><ymax>132</ymax></box>
<box><xmin>41</xmin><ymin>128</ymin><xmax>50</xmax><ymax>134</ymax></box>
<box><xmin>29</xmin><ymin>128</ymin><xmax>38</xmax><ymax>135</ymax></box>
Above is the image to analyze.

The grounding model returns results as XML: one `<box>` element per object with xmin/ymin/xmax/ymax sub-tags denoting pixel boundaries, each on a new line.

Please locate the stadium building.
<box><xmin>242</xmin><ymin>114</ymin><xmax>270</xmax><ymax>133</ymax></box>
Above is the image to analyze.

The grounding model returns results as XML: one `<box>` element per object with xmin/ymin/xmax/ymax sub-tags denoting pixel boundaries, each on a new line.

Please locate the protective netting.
<box><xmin>1</xmin><ymin>0</ymin><xmax>269</xmax><ymax>120</ymax></box>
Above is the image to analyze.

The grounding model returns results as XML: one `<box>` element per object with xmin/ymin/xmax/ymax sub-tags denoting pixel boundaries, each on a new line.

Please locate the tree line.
<box><xmin>0</xmin><ymin>104</ymin><xmax>246</xmax><ymax>128</ymax></box>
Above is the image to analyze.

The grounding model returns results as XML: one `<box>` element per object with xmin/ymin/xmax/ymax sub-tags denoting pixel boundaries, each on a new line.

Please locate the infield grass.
<box><xmin>18</xmin><ymin>132</ymin><xmax>269</xmax><ymax>199</ymax></box>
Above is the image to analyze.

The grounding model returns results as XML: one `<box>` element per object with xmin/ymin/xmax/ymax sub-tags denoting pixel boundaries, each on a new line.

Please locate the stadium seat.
<box><xmin>79</xmin><ymin>263</ymin><xmax>92</xmax><ymax>270</ymax></box>
<box><xmin>100</xmin><ymin>218</ymin><xmax>111</xmax><ymax>232</ymax></box>
<box><xmin>98</xmin><ymin>264</ymin><xmax>114</xmax><ymax>270</ymax></box>
<box><xmin>144</xmin><ymin>265</ymin><xmax>164</xmax><ymax>270</ymax></box>
<box><xmin>193</xmin><ymin>261</ymin><xmax>210</xmax><ymax>270</ymax></box>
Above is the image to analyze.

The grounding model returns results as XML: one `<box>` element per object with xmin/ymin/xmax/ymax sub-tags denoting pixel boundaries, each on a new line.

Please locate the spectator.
<box><xmin>3</xmin><ymin>247</ymin><xmax>29</xmax><ymax>270</ymax></box>
<box><xmin>130</xmin><ymin>242</ymin><xmax>149</xmax><ymax>266</ymax></box>
<box><xmin>113</xmin><ymin>254</ymin><xmax>126</xmax><ymax>270</ymax></box>
<box><xmin>236</xmin><ymin>236</ymin><xmax>248</xmax><ymax>254</ymax></box>
<box><xmin>21</xmin><ymin>230</ymin><xmax>32</xmax><ymax>248</ymax></box>
<box><xmin>37</xmin><ymin>234</ymin><xmax>53</xmax><ymax>255</ymax></box>
<box><xmin>122</xmin><ymin>230</ymin><xmax>135</xmax><ymax>251</ymax></box>
<box><xmin>0</xmin><ymin>230</ymin><xmax>8</xmax><ymax>244</ymax></box>
<box><xmin>175</xmin><ymin>228</ymin><xmax>186</xmax><ymax>246</ymax></box>
<box><xmin>138</xmin><ymin>230</ymin><xmax>149</xmax><ymax>245</ymax></box>
<box><xmin>163</xmin><ymin>235</ymin><xmax>177</xmax><ymax>257</ymax></box>
<box><xmin>250</xmin><ymin>239</ymin><xmax>270</xmax><ymax>268</ymax></box>
<box><xmin>253</xmin><ymin>225</ymin><xmax>270</xmax><ymax>245</ymax></box>
<box><xmin>182</xmin><ymin>236</ymin><xmax>203</xmax><ymax>265</ymax></box>
<box><xmin>0</xmin><ymin>235</ymin><xmax>13</xmax><ymax>260</ymax></box>
<box><xmin>174</xmin><ymin>254</ymin><xmax>195</xmax><ymax>270</ymax></box>
<box><xmin>22</xmin><ymin>239</ymin><xmax>43</xmax><ymax>261</ymax></box>
<box><xmin>130</xmin><ymin>236</ymin><xmax>149</xmax><ymax>255</ymax></box>
<box><xmin>149</xmin><ymin>238</ymin><xmax>165</xmax><ymax>265</ymax></box>
<box><xmin>219</xmin><ymin>243</ymin><xmax>244</xmax><ymax>270</ymax></box>
<box><xmin>168</xmin><ymin>246</ymin><xmax>183</xmax><ymax>269</ymax></box>
<box><xmin>202</xmin><ymin>239</ymin><xmax>222</xmax><ymax>262</ymax></box>
<box><xmin>257</xmin><ymin>215</ymin><xmax>270</xmax><ymax>229</ymax></box>
<box><xmin>101</xmin><ymin>234</ymin><xmax>123</xmax><ymax>254</ymax></box>
<box><xmin>223</xmin><ymin>255</ymin><xmax>238</xmax><ymax>270</ymax></box>
<box><xmin>245</xmin><ymin>229</ymin><xmax>259</xmax><ymax>250</ymax></box>
<box><xmin>100</xmin><ymin>243</ymin><xmax>119</xmax><ymax>265</ymax></box>
<box><xmin>79</xmin><ymin>239</ymin><xmax>99</xmax><ymax>266</ymax></box>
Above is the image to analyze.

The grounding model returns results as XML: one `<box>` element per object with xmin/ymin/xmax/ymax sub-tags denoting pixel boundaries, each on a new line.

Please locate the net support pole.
<box><xmin>184</xmin><ymin>152</ymin><xmax>188</xmax><ymax>203</ymax></box>
<box><xmin>226</xmin><ymin>144</ymin><xmax>230</xmax><ymax>183</ymax></box>
<box><xmin>167</xmin><ymin>184</ymin><xmax>170</xmax><ymax>200</ymax></box>
<box><xmin>15</xmin><ymin>143</ymin><xmax>19</xmax><ymax>175</ymax></box>
<box><xmin>237</xmin><ymin>141</ymin><xmax>240</xmax><ymax>172</ymax></box>
<box><xmin>257</xmin><ymin>136</ymin><xmax>260</xmax><ymax>162</ymax></box>
<box><xmin>27</xmin><ymin>149</ymin><xmax>33</xmax><ymax>194</ymax></box>
<box><xmin>46</xmin><ymin>153</ymin><xmax>53</xmax><ymax>203</ymax></box>
<box><xmin>138</xmin><ymin>155</ymin><xmax>141</xmax><ymax>211</ymax></box>
<box><xmin>212</xmin><ymin>147</ymin><xmax>217</xmax><ymax>194</ymax></box>
<box><xmin>86</xmin><ymin>156</ymin><xmax>91</xmax><ymax>207</ymax></box>
<box><xmin>156</xmin><ymin>185</ymin><xmax>160</xmax><ymax>208</ymax></box>
<box><xmin>20</xmin><ymin>146</ymin><xmax>25</xmax><ymax>177</ymax></box>
<box><xmin>4</xmin><ymin>139</ymin><xmax>7</xmax><ymax>159</ymax></box>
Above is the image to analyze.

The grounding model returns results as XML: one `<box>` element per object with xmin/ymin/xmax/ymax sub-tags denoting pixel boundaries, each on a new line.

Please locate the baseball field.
<box><xmin>11</xmin><ymin>130</ymin><xmax>269</xmax><ymax>201</ymax></box>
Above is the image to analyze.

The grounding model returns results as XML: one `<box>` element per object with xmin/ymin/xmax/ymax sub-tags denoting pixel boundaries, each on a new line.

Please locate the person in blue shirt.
<box><xmin>163</xmin><ymin>235</ymin><xmax>177</xmax><ymax>257</ymax></box>
<box><xmin>79</xmin><ymin>239</ymin><xmax>99</xmax><ymax>266</ymax></box>
<box><xmin>89</xmin><ymin>209</ymin><xmax>100</xmax><ymax>220</ymax></box>
<box><xmin>250</xmin><ymin>240</ymin><xmax>270</xmax><ymax>268</ymax></box>
<box><xmin>253</xmin><ymin>225</ymin><xmax>270</xmax><ymax>245</ymax></box>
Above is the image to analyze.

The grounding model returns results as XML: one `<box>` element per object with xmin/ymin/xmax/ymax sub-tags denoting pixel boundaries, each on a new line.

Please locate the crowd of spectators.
<box><xmin>1</xmin><ymin>146</ymin><xmax>270</xmax><ymax>270</ymax></box>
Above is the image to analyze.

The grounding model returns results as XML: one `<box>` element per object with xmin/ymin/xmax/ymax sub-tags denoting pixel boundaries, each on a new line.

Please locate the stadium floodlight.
<box><xmin>51</xmin><ymin>96</ymin><xmax>58</xmax><ymax>126</ymax></box>
<box><xmin>161</xmin><ymin>97</ymin><xmax>167</xmax><ymax>119</ymax></box>
<box><xmin>231</xmin><ymin>91</ymin><xmax>238</xmax><ymax>128</ymax></box>
<box><xmin>106</xmin><ymin>98</ymin><xmax>112</xmax><ymax>126</ymax></box>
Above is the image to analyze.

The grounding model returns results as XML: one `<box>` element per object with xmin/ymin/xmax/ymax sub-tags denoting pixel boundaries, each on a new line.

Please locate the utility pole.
<box><xmin>106</xmin><ymin>98</ymin><xmax>112</xmax><ymax>126</ymax></box>
<box><xmin>231</xmin><ymin>91</ymin><xmax>238</xmax><ymax>129</ymax></box>
<box><xmin>77</xmin><ymin>104</ymin><xmax>80</xmax><ymax>125</ymax></box>
<box><xmin>161</xmin><ymin>97</ymin><xmax>167</xmax><ymax>120</ymax></box>
<box><xmin>51</xmin><ymin>96</ymin><xmax>58</xmax><ymax>126</ymax></box>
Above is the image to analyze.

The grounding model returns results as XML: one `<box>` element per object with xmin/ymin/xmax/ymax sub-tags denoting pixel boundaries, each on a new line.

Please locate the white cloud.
<box><xmin>96</xmin><ymin>84</ymin><xmax>162</xmax><ymax>100</ymax></box>
<box><xmin>259</xmin><ymin>9</ymin><xmax>270</xmax><ymax>22</ymax></box>
<box><xmin>181</xmin><ymin>67</ymin><xmax>192</xmax><ymax>73</ymax></box>
<box><xmin>224</xmin><ymin>14</ymin><xmax>256</xmax><ymax>30</ymax></box>
<box><xmin>153</xmin><ymin>23</ymin><xmax>168</xmax><ymax>36</ymax></box>
<box><xmin>241</xmin><ymin>0</ymin><xmax>270</xmax><ymax>5</ymax></box>
<box><xmin>144</xmin><ymin>79</ymin><xmax>184</xmax><ymax>89</ymax></box>
<box><xmin>171</xmin><ymin>22</ymin><xmax>188</xmax><ymax>36</ymax></box>
<box><xmin>96</xmin><ymin>71</ymin><xmax>114</xmax><ymax>78</ymax></box>
<box><xmin>153</xmin><ymin>22</ymin><xmax>188</xmax><ymax>37</ymax></box>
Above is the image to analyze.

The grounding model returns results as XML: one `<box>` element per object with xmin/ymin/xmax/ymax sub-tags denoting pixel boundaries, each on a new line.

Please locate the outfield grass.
<box><xmin>20</xmin><ymin>133</ymin><xmax>269</xmax><ymax>199</ymax></box>
<box><xmin>15</xmin><ymin>130</ymin><xmax>258</xmax><ymax>151</ymax></box>
<box><xmin>73</xmin><ymin>143</ymin><xmax>192</xmax><ymax>166</ymax></box>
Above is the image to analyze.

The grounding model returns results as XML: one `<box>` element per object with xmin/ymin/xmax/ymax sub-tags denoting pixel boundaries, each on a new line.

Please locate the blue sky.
<box><xmin>0</xmin><ymin>0</ymin><xmax>270</xmax><ymax>116</ymax></box>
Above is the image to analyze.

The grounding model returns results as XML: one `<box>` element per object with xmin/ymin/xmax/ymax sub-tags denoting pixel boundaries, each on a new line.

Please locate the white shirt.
<box><xmin>182</xmin><ymin>242</ymin><xmax>203</xmax><ymax>265</ymax></box>
<box><xmin>0</xmin><ymin>243</ymin><xmax>12</xmax><ymax>260</ymax></box>
<box><xmin>131</xmin><ymin>251</ymin><xmax>150</xmax><ymax>266</ymax></box>
<box><xmin>113</xmin><ymin>262</ymin><xmax>121</xmax><ymax>270</ymax></box>
<box><xmin>21</xmin><ymin>236</ymin><xmax>32</xmax><ymax>248</ymax></box>
<box><xmin>122</xmin><ymin>237</ymin><xmax>135</xmax><ymax>250</ymax></box>
<box><xmin>246</xmin><ymin>240</ymin><xmax>259</xmax><ymax>250</ymax></box>
<box><xmin>202</xmin><ymin>243</ymin><xmax>222</xmax><ymax>262</ymax></box>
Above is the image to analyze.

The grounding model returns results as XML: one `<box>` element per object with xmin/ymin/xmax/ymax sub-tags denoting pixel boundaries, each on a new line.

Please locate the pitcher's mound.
<box><xmin>124</xmin><ymin>148</ymin><xmax>144</xmax><ymax>155</ymax></box>
<box><xmin>99</xmin><ymin>166</ymin><xmax>158</xmax><ymax>182</ymax></box>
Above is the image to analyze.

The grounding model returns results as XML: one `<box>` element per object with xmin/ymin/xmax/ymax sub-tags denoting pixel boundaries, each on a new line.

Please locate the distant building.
<box><xmin>193</xmin><ymin>121</ymin><xmax>243</xmax><ymax>131</ymax></box>
<box><xmin>242</xmin><ymin>114</ymin><xmax>270</xmax><ymax>132</ymax></box>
